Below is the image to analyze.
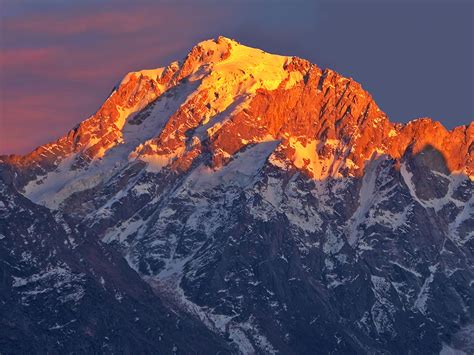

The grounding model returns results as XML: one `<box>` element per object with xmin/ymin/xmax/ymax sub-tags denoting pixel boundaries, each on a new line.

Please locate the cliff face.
<box><xmin>1</xmin><ymin>37</ymin><xmax>473</xmax><ymax>353</ymax></box>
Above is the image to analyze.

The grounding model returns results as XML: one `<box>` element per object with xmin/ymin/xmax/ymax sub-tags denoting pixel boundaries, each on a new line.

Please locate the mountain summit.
<box><xmin>1</xmin><ymin>37</ymin><xmax>473</xmax><ymax>353</ymax></box>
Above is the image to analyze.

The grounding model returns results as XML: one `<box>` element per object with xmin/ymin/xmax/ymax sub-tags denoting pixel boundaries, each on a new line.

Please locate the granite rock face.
<box><xmin>1</xmin><ymin>37</ymin><xmax>473</xmax><ymax>354</ymax></box>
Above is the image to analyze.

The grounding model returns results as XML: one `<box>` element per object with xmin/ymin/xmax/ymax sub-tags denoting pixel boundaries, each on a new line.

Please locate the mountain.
<box><xmin>1</xmin><ymin>36</ymin><xmax>473</xmax><ymax>354</ymax></box>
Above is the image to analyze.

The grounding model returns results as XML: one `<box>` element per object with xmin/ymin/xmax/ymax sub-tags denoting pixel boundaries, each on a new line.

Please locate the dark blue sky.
<box><xmin>0</xmin><ymin>0</ymin><xmax>472</xmax><ymax>154</ymax></box>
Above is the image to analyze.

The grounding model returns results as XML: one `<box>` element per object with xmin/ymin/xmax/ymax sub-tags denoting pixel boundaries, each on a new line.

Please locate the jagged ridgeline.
<box><xmin>1</xmin><ymin>37</ymin><xmax>473</xmax><ymax>354</ymax></box>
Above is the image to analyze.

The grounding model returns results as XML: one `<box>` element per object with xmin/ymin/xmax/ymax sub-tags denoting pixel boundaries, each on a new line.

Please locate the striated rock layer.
<box><xmin>1</xmin><ymin>37</ymin><xmax>473</xmax><ymax>354</ymax></box>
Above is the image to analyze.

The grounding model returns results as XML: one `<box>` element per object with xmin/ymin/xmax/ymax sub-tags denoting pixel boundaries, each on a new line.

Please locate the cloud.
<box><xmin>0</xmin><ymin>47</ymin><xmax>58</xmax><ymax>66</ymax></box>
<box><xmin>3</xmin><ymin>5</ymin><xmax>177</xmax><ymax>36</ymax></box>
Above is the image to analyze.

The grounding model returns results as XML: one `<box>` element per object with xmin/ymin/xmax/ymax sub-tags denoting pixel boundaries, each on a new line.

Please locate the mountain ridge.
<box><xmin>1</xmin><ymin>37</ymin><xmax>472</xmax><ymax>207</ymax></box>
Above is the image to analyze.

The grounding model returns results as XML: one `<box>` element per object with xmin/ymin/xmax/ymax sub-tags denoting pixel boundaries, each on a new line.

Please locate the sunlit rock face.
<box><xmin>1</xmin><ymin>37</ymin><xmax>473</xmax><ymax>354</ymax></box>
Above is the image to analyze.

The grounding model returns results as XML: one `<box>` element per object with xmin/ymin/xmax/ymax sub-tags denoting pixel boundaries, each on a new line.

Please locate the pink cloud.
<box><xmin>2</xmin><ymin>3</ymin><xmax>227</xmax><ymax>37</ymax></box>
<box><xmin>3</xmin><ymin>6</ymin><xmax>172</xmax><ymax>36</ymax></box>
<box><xmin>0</xmin><ymin>47</ymin><xmax>65</xmax><ymax>86</ymax></box>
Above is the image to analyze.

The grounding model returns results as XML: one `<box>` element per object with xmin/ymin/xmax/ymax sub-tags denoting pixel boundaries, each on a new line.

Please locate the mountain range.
<box><xmin>1</xmin><ymin>36</ymin><xmax>473</xmax><ymax>354</ymax></box>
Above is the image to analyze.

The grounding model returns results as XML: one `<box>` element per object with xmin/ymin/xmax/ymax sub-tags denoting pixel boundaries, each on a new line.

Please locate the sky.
<box><xmin>0</xmin><ymin>0</ymin><xmax>472</xmax><ymax>154</ymax></box>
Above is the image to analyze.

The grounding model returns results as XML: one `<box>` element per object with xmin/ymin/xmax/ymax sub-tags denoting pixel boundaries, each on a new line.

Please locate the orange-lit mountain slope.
<box><xmin>2</xmin><ymin>37</ymin><xmax>472</xmax><ymax>204</ymax></box>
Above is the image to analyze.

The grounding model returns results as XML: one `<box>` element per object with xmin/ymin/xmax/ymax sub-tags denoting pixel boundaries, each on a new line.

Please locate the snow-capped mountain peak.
<box><xmin>1</xmin><ymin>37</ymin><xmax>473</xmax><ymax>354</ymax></box>
<box><xmin>6</xmin><ymin>37</ymin><xmax>472</xmax><ymax>209</ymax></box>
